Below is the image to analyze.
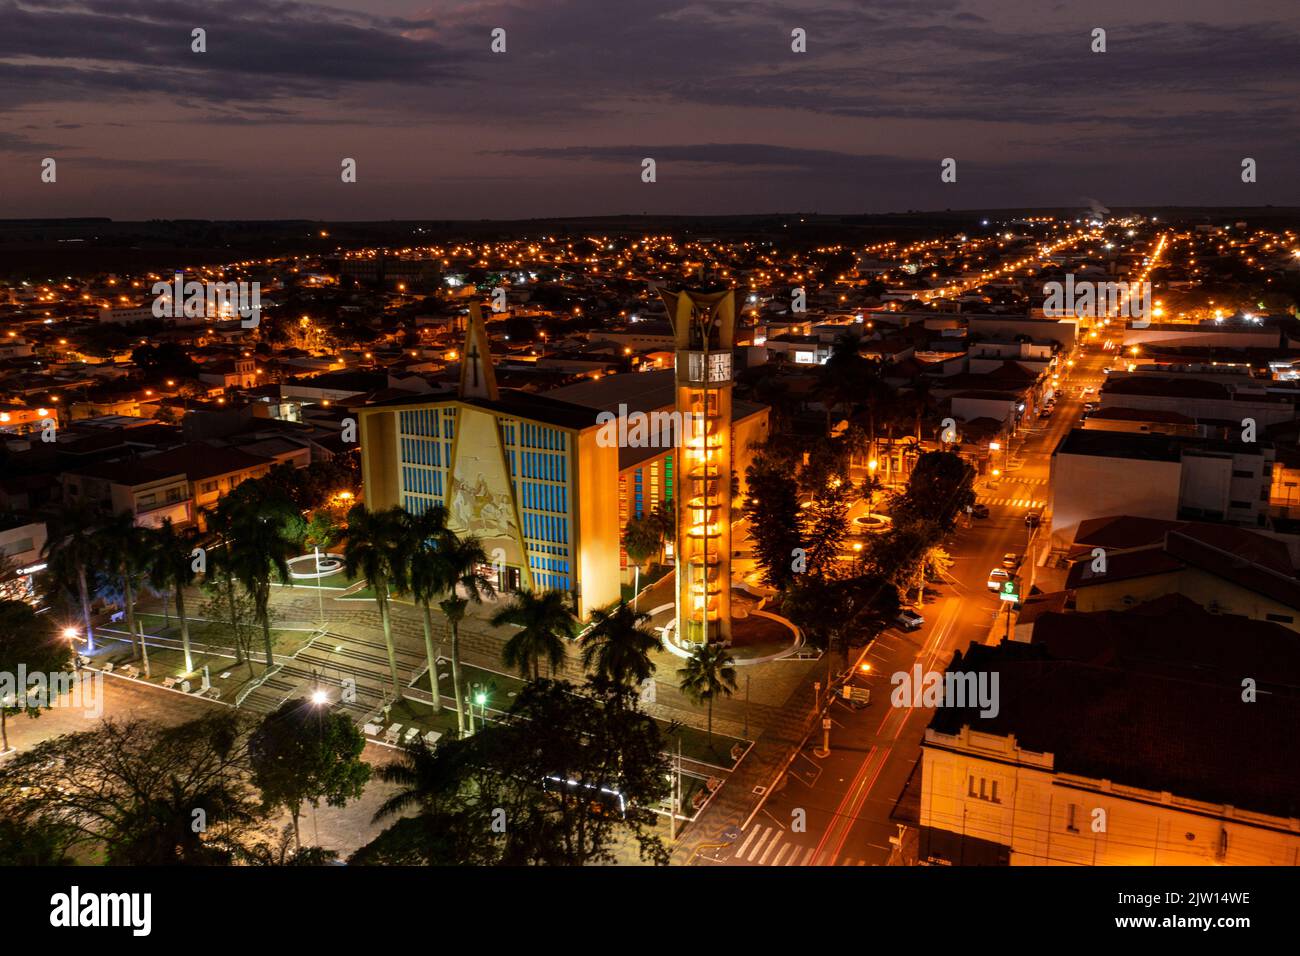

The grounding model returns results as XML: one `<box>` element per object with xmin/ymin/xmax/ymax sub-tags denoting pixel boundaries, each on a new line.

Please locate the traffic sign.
<box><xmin>1000</xmin><ymin>580</ymin><xmax>1020</xmax><ymax>603</ymax></box>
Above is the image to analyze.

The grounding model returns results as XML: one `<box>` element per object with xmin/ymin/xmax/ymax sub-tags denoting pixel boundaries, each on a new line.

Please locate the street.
<box><xmin>698</xmin><ymin>341</ymin><xmax>1110</xmax><ymax>865</ymax></box>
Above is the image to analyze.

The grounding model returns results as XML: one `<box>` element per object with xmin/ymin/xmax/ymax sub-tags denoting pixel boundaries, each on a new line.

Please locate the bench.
<box><xmin>162</xmin><ymin>677</ymin><xmax>177</xmax><ymax>689</ymax></box>
<box><xmin>363</xmin><ymin>722</ymin><xmax>382</xmax><ymax>737</ymax></box>
<box><xmin>402</xmin><ymin>727</ymin><xmax>420</xmax><ymax>745</ymax></box>
<box><xmin>423</xmin><ymin>731</ymin><xmax>442</xmax><ymax>747</ymax></box>
<box><xmin>383</xmin><ymin>724</ymin><xmax>402</xmax><ymax>744</ymax></box>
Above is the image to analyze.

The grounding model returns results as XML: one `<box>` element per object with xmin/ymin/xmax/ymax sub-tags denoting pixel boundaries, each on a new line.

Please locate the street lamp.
<box><xmin>311</xmin><ymin>689</ymin><xmax>329</xmax><ymax>706</ymax></box>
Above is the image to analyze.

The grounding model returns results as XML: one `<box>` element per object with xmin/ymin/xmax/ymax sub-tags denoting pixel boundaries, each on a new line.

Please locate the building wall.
<box><xmin>360</xmin><ymin>400</ymin><xmax>620</xmax><ymax>617</ymax></box>
<box><xmin>921</xmin><ymin>727</ymin><xmax>1300</xmax><ymax>866</ymax></box>
<box><xmin>1049</xmin><ymin>452</ymin><xmax>1181</xmax><ymax>549</ymax></box>
<box><xmin>1074</xmin><ymin>567</ymin><xmax>1300</xmax><ymax>633</ymax></box>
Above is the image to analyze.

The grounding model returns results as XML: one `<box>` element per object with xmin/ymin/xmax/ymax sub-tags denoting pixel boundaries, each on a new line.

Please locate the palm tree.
<box><xmin>144</xmin><ymin>518</ymin><xmax>198</xmax><ymax>673</ymax></box>
<box><xmin>202</xmin><ymin>504</ymin><xmax>246</xmax><ymax>667</ymax></box>
<box><xmin>342</xmin><ymin>504</ymin><xmax>410</xmax><ymax>701</ymax></box>
<box><xmin>95</xmin><ymin>511</ymin><xmax>151</xmax><ymax>677</ymax></box>
<box><xmin>404</xmin><ymin>506</ymin><xmax>451</xmax><ymax>712</ymax></box>
<box><xmin>490</xmin><ymin>589</ymin><xmax>576</xmax><ymax>680</ymax></box>
<box><xmin>433</xmin><ymin>534</ymin><xmax>495</xmax><ymax>736</ymax></box>
<box><xmin>621</xmin><ymin>515</ymin><xmax>660</xmax><ymax>610</ymax></box>
<box><xmin>677</xmin><ymin>642</ymin><xmax>738</xmax><ymax>750</ymax></box>
<box><xmin>41</xmin><ymin>499</ymin><xmax>103</xmax><ymax>651</ymax></box>
<box><xmin>580</xmin><ymin>600</ymin><xmax>659</xmax><ymax>696</ymax></box>
<box><xmin>224</xmin><ymin>496</ymin><xmax>296</xmax><ymax>668</ymax></box>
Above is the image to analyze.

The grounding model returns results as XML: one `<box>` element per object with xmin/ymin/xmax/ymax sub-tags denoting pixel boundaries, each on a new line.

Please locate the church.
<box><xmin>356</xmin><ymin>297</ymin><xmax>768</xmax><ymax>627</ymax></box>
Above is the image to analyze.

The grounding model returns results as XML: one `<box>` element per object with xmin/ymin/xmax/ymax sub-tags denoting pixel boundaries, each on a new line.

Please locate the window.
<box><xmin>967</xmin><ymin>774</ymin><xmax>1002</xmax><ymax>804</ymax></box>
<box><xmin>1066</xmin><ymin>803</ymin><xmax>1079</xmax><ymax>832</ymax></box>
<box><xmin>202</xmin><ymin>481</ymin><xmax>218</xmax><ymax>494</ymax></box>
<box><xmin>1265</xmin><ymin>613</ymin><xmax>1294</xmax><ymax>624</ymax></box>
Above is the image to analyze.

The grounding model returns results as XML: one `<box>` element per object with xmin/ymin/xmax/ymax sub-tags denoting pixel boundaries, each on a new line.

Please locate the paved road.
<box><xmin>698</xmin><ymin>343</ymin><xmax>1110</xmax><ymax>866</ymax></box>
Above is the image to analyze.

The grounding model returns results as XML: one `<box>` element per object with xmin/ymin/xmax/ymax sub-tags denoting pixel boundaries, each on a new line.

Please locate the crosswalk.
<box><xmin>730</xmin><ymin>824</ymin><xmax>868</xmax><ymax>866</ymax></box>
<box><xmin>983</xmin><ymin>497</ymin><xmax>1047</xmax><ymax>509</ymax></box>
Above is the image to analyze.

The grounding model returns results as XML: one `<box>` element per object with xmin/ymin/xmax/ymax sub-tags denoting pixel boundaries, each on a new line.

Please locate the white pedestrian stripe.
<box><xmin>735</xmin><ymin>826</ymin><xmax>760</xmax><ymax>859</ymax></box>
<box><xmin>734</xmin><ymin>826</ymin><xmax>818</xmax><ymax>865</ymax></box>
<box><xmin>747</xmin><ymin>827</ymin><xmax>775</xmax><ymax>861</ymax></box>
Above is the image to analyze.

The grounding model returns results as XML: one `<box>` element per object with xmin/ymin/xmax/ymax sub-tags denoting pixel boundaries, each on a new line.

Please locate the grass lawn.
<box><xmin>89</xmin><ymin>636</ymin><xmax>269</xmax><ymax>702</ymax></box>
<box><xmin>378</xmin><ymin>697</ymin><xmax>470</xmax><ymax>742</ymax></box>
<box><xmin>135</xmin><ymin>613</ymin><xmax>316</xmax><ymax>657</ymax></box>
<box><xmin>410</xmin><ymin>661</ymin><xmax>528</xmax><ymax>712</ymax></box>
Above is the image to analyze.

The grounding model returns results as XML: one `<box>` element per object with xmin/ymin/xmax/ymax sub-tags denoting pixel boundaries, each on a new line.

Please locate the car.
<box><xmin>970</xmin><ymin>503</ymin><xmax>990</xmax><ymax>519</ymax></box>
<box><xmin>987</xmin><ymin>568</ymin><xmax>1010</xmax><ymax>591</ymax></box>
<box><xmin>1025</xmin><ymin>511</ymin><xmax>1041</xmax><ymax>528</ymax></box>
<box><xmin>1102</xmin><ymin>367</ymin><xmax>1112</xmax><ymax>375</ymax></box>
<box><xmin>1037</xmin><ymin>406</ymin><xmax>1053</xmax><ymax>419</ymax></box>
<box><xmin>1082</xmin><ymin>402</ymin><xmax>1095</xmax><ymax>413</ymax></box>
<box><xmin>894</xmin><ymin>608</ymin><xmax>924</xmax><ymax>631</ymax></box>
<box><xmin>1002</xmin><ymin>552</ymin><xmax>1018</xmax><ymax>568</ymax></box>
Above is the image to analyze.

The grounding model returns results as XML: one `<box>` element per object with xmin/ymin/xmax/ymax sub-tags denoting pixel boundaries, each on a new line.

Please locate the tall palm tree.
<box><xmin>677</xmin><ymin>642</ymin><xmax>738</xmax><ymax>749</ymax></box>
<box><xmin>95</xmin><ymin>511</ymin><xmax>151</xmax><ymax>677</ymax></box>
<box><xmin>342</xmin><ymin>504</ymin><xmax>411</xmax><ymax>700</ymax></box>
<box><xmin>404</xmin><ymin>506</ymin><xmax>451</xmax><ymax>712</ymax></box>
<box><xmin>490</xmin><ymin>589</ymin><xmax>576</xmax><ymax>680</ymax></box>
<box><xmin>580</xmin><ymin>600</ymin><xmax>659</xmax><ymax>697</ymax></box>
<box><xmin>202</xmin><ymin>504</ymin><xmax>245</xmax><ymax>666</ymax></box>
<box><xmin>41</xmin><ymin>499</ymin><xmax>103</xmax><ymax>651</ymax></box>
<box><xmin>224</xmin><ymin>496</ymin><xmax>296</xmax><ymax>668</ymax></box>
<box><xmin>144</xmin><ymin>518</ymin><xmax>198</xmax><ymax>673</ymax></box>
<box><xmin>433</xmin><ymin>534</ymin><xmax>495</xmax><ymax>736</ymax></box>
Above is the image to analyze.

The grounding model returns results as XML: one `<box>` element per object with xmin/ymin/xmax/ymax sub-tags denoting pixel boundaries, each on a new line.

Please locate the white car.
<box><xmin>987</xmin><ymin>568</ymin><xmax>1011</xmax><ymax>591</ymax></box>
<box><xmin>1002</xmin><ymin>552</ymin><xmax>1019</xmax><ymax>568</ymax></box>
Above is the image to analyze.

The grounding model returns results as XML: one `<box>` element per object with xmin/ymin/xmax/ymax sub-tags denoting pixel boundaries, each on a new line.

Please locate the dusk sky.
<box><xmin>2</xmin><ymin>0</ymin><xmax>1298</xmax><ymax>220</ymax></box>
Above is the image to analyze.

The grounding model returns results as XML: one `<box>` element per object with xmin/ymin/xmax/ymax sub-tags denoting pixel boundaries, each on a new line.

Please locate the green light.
<box><xmin>474</xmin><ymin>692</ymin><xmax>487</xmax><ymax>706</ymax></box>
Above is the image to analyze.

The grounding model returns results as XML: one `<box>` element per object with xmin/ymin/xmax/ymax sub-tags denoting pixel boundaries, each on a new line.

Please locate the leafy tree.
<box><xmin>743</xmin><ymin>453</ymin><xmax>803</xmax><ymax>589</ymax></box>
<box><xmin>889</xmin><ymin>450</ymin><xmax>976</xmax><ymax>533</ymax></box>
<box><xmin>354</xmin><ymin>680</ymin><xmax>671</xmax><ymax>866</ymax></box>
<box><xmin>0</xmin><ymin>714</ymin><xmax>262</xmax><ymax>865</ymax></box>
<box><xmin>801</xmin><ymin>481</ymin><xmax>851</xmax><ymax>577</ymax></box>
<box><xmin>676</xmin><ymin>642</ymin><xmax>738</xmax><ymax>750</ymax></box>
<box><xmin>491</xmin><ymin>589</ymin><xmax>576</xmax><ymax>680</ymax></box>
<box><xmin>580</xmin><ymin>601</ymin><xmax>659</xmax><ymax>696</ymax></box>
<box><xmin>0</xmin><ymin>813</ymin><xmax>77</xmax><ymax>864</ymax></box>
<box><xmin>0</xmin><ymin>600</ymin><xmax>74</xmax><ymax>752</ymax></box>
<box><xmin>248</xmin><ymin>698</ymin><xmax>371</xmax><ymax>849</ymax></box>
<box><xmin>240</xmin><ymin>822</ymin><xmax>340</xmax><ymax>866</ymax></box>
<box><xmin>342</xmin><ymin>504</ymin><xmax>410</xmax><ymax>699</ymax></box>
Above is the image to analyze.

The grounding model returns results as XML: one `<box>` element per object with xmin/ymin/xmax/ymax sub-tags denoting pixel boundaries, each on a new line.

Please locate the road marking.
<box><xmin>758</xmin><ymin>832</ymin><xmax>782</xmax><ymax>865</ymax></box>
<box><xmin>747</xmin><ymin>827</ymin><xmax>774</xmax><ymax>861</ymax></box>
<box><xmin>735</xmin><ymin>825</ymin><xmax>759</xmax><ymax>858</ymax></box>
<box><xmin>771</xmin><ymin>842</ymin><xmax>793</xmax><ymax>866</ymax></box>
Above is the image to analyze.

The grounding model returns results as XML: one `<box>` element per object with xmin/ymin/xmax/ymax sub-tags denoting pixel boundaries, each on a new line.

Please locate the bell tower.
<box><xmin>659</xmin><ymin>287</ymin><xmax>735</xmax><ymax>645</ymax></box>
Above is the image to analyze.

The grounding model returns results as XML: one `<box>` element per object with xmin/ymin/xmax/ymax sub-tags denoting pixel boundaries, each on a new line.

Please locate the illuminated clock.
<box><xmin>708</xmin><ymin>352</ymin><xmax>732</xmax><ymax>383</ymax></box>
